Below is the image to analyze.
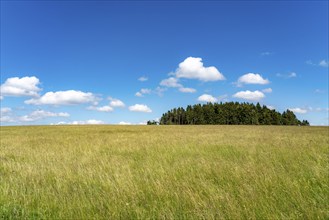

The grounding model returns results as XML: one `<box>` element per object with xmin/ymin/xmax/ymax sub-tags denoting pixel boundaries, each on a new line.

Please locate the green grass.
<box><xmin>0</xmin><ymin>125</ymin><xmax>328</xmax><ymax>219</ymax></box>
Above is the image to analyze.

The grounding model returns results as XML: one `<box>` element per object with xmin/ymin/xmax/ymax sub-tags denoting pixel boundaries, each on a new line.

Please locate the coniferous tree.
<box><xmin>156</xmin><ymin>102</ymin><xmax>308</xmax><ymax>126</ymax></box>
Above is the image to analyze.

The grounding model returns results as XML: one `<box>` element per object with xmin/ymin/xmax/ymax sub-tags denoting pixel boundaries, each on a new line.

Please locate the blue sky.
<box><xmin>1</xmin><ymin>1</ymin><xmax>328</xmax><ymax>125</ymax></box>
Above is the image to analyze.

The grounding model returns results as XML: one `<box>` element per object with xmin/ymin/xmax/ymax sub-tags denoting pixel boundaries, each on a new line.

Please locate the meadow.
<box><xmin>0</xmin><ymin>125</ymin><xmax>328</xmax><ymax>219</ymax></box>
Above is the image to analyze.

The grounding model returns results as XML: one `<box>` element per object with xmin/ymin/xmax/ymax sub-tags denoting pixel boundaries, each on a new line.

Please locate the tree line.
<box><xmin>148</xmin><ymin>102</ymin><xmax>309</xmax><ymax>126</ymax></box>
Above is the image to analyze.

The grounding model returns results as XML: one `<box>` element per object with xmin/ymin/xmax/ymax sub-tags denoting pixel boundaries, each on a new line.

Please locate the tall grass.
<box><xmin>0</xmin><ymin>125</ymin><xmax>328</xmax><ymax>219</ymax></box>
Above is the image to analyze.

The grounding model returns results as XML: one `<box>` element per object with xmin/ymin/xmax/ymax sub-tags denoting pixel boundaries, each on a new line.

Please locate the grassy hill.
<box><xmin>1</xmin><ymin>125</ymin><xmax>328</xmax><ymax>219</ymax></box>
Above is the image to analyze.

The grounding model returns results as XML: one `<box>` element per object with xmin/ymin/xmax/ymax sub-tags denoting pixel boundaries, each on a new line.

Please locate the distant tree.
<box><xmin>147</xmin><ymin>120</ymin><xmax>158</xmax><ymax>125</ymax></box>
<box><xmin>300</xmin><ymin>120</ymin><xmax>310</xmax><ymax>126</ymax></box>
<box><xmin>157</xmin><ymin>102</ymin><xmax>308</xmax><ymax>126</ymax></box>
<box><xmin>282</xmin><ymin>110</ymin><xmax>299</xmax><ymax>125</ymax></box>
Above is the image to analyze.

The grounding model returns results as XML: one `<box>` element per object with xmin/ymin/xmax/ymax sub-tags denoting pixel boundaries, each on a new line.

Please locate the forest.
<box><xmin>148</xmin><ymin>102</ymin><xmax>310</xmax><ymax>126</ymax></box>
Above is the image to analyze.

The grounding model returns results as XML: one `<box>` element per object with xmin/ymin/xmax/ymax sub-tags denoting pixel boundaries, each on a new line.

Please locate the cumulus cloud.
<box><xmin>0</xmin><ymin>116</ymin><xmax>14</xmax><ymax>123</ymax></box>
<box><xmin>71</xmin><ymin>120</ymin><xmax>105</xmax><ymax>125</ymax></box>
<box><xmin>135</xmin><ymin>88</ymin><xmax>151</xmax><ymax>97</ymax></box>
<box><xmin>310</xmin><ymin>107</ymin><xmax>329</xmax><ymax>112</ymax></box>
<box><xmin>174</xmin><ymin>57</ymin><xmax>225</xmax><ymax>81</ymax></box>
<box><xmin>179</xmin><ymin>87</ymin><xmax>196</xmax><ymax>93</ymax></box>
<box><xmin>260</xmin><ymin>51</ymin><xmax>273</xmax><ymax>56</ymax></box>
<box><xmin>25</xmin><ymin>90</ymin><xmax>98</xmax><ymax>105</ymax></box>
<box><xmin>108</xmin><ymin>98</ymin><xmax>125</xmax><ymax>108</ymax></box>
<box><xmin>319</xmin><ymin>60</ymin><xmax>329</xmax><ymax>67</ymax></box>
<box><xmin>87</xmin><ymin>105</ymin><xmax>113</xmax><ymax>112</ymax></box>
<box><xmin>290</xmin><ymin>72</ymin><xmax>297</xmax><ymax>77</ymax></box>
<box><xmin>19</xmin><ymin>110</ymin><xmax>69</xmax><ymax>122</ymax></box>
<box><xmin>306</xmin><ymin>60</ymin><xmax>314</xmax><ymax>65</ymax></box>
<box><xmin>233</xmin><ymin>90</ymin><xmax>265</xmax><ymax>101</ymax></box>
<box><xmin>141</xmin><ymin>88</ymin><xmax>151</xmax><ymax>94</ymax></box>
<box><xmin>262</xmin><ymin>88</ymin><xmax>272</xmax><ymax>93</ymax></box>
<box><xmin>197</xmin><ymin>94</ymin><xmax>218</xmax><ymax>103</ymax></box>
<box><xmin>266</xmin><ymin>105</ymin><xmax>275</xmax><ymax>110</ymax></box>
<box><xmin>276</xmin><ymin>72</ymin><xmax>297</xmax><ymax>78</ymax></box>
<box><xmin>118</xmin><ymin>121</ymin><xmax>132</xmax><ymax>125</ymax></box>
<box><xmin>51</xmin><ymin>121</ymin><xmax>68</xmax><ymax>125</ymax></box>
<box><xmin>0</xmin><ymin>107</ymin><xmax>14</xmax><ymax>123</ymax></box>
<box><xmin>138</xmin><ymin>76</ymin><xmax>148</xmax><ymax>82</ymax></box>
<box><xmin>1</xmin><ymin>107</ymin><xmax>12</xmax><ymax>114</ymax></box>
<box><xmin>218</xmin><ymin>94</ymin><xmax>229</xmax><ymax>102</ymax></box>
<box><xmin>289</xmin><ymin>108</ymin><xmax>307</xmax><ymax>114</ymax></box>
<box><xmin>155</xmin><ymin>87</ymin><xmax>167</xmax><ymax>97</ymax></box>
<box><xmin>314</xmin><ymin>89</ymin><xmax>324</xmax><ymax>93</ymax></box>
<box><xmin>160</xmin><ymin>77</ymin><xmax>182</xmax><ymax>88</ymax></box>
<box><xmin>0</xmin><ymin>107</ymin><xmax>15</xmax><ymax>122</ymax></box>
<box><xmin>129</xmin><ymin>104</ymin><xmax>152</xmax><ymax>113</ymax></box>
<box><xmin>0</xmin><ymin>76</ymin><xmax>41</xmax><ymax>97</ymax></box>
<box><xmin>160</xmin><ymin>77</ymin><xmax>197</xmax><ymax>94</ymax></box>
<box><xmin>307</xmin><ymin>60</ymin><xmax>328</xmax><ymax>67</ymax></box>
<box><xmin>237</xmin><ymin>73</ymin><xmax>269</xmax><ymax>86</ymax></box>
<box><xmin>52</xmin><ymin>120</ymin><xmax>105</xmax><ymax>125</ymax></box>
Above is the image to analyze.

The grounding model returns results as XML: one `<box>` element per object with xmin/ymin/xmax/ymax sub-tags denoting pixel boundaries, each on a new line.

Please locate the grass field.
<box><xmin>0</xmin><ymin>125</ymin><xmax>328</xmax><ymax>219</ymax></box>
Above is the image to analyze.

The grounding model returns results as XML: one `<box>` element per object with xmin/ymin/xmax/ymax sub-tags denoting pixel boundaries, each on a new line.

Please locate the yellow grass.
<box><xmin>0</xmin><ymin>125</ymin><xmax>328</xmax><ymax>219</ymax></box>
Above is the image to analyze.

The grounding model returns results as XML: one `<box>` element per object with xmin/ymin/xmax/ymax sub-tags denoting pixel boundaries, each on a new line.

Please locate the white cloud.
<box><xmin>276</xmin><ymin>72</ymin><xmax>297</xmax><ymax>78</ymax></box>
<box><xmin>233</xmin><ymin>90</ymin><xmax>265</xmax><ymax>101</ymax></box>
<box><xmin>314</xmin><ymin>89</ymin><xmax>324</xmax><ymax>93</ymax></box>
<box><xmin>129</xmin><ymin>104</ymin><xmax>152</xmax><ymax>113</ymax></box>
<box><xmin>218</xmin><ymin>94</ymin><xmax>229</xmax><ymax>102</ymax></box>
<box><xmin>175</xmin><ymin>57</ymin><xmax>225</xmax><ymax>81</ymax></box>
<box><xmin>108</xmin><ymin>98</ymin><xmax>125</xmax><ymax>108</ymax></box>
<box><xmin>118</xmin><ymin>121</ymin><xmax>147</xmax><ymax>125</ymax></box>
<box><xmin>261</xmin><ymin>51</ymin><xmax>273</xmax><ymax>56</ymax></box>
<box><xmin>155</xmin><ymin>87</ymin><xmax>167</xmax><ymax>97</ymax></box>
<box><xmin>1</xmin><ymin>107</ymin><xmax>12</xmax><ymax>114</ymax></box>
<box><xmin>141</xmin><ymin>88</ymin><xmax>151</xmax><ymax>94</ymax></box>
<box><xmin>0</xmin><ymin>107</ymin><xmax>14</xmax><ymax>123</ymax></box>
<box><xmin>197</xmin><ymin>94</ymin><xmax>218</xmax><ymax>103</ymax></box>
<box><xmin>53</xmin><ymin>120</ymin><xmax>105</xmax><ymax>125</ymax></box>
<box><xmin>71</xmin><ymin>119</ymin><xmax>105</xmax><ymax>125</ymax></box>
<box><xmin>319</xmin><ymin>60</ymin><xmax>329</xmax><ymax>67</ymax></box>
<box><xmin>138</xmin><ymin>76</ymin><xmax>148</xmax><ymax>82</ymax></box>
<box><xmin>19</xmin><ymin>110</ymin><xmax>70</xmax><ymax>122</ymax></box>
<box><xmin>135</xmin><ymin>88</ymin><xmax>151</xmax><ymax>97</ymax></box>
<box><xmin>85</xmin><ymin>119</ymin><xmax>104</xmax><ymax>124</ymax></box>
<box><xmin>53</xmin><ymin>121</ymin><xmax>68</xmax><ymax>125</ymax></box>
<box><xmin>160</xmin><ymin>77</ymin><xmax>182</xmax><ymax>88</ymax></box>
<box><xmin>18</xmin><ymin>116</ymin><xmax>36</xmax><ymax>122</ymax></box>
<box><xmin>305</xmin><ymin>107</ymin><xmax>327</xmax><ymax>113</ymax></box>
<box><xmin>118</xmin><ymin>121</ymin><xmax>132</xmax><ymax>125</ymax></box>
<box><xmin>266</xmin><ymin>105</ymin><xmax>275</xmax><ymax>110</ymax></box>
<box><xmin>312</xmin><ymin>107</ymin><xmax>329</xmax><ymax>112</ymax></box>
<box><xmin>0</xmin><ymin>76</ymin><xmax>41</xmax><ymax>97</ymax></box>
<box><xmin>306</xmin><ymin>60</ymin><xmax>314</xmax><ymax>65</ymax></box>
<box><xmin>289</xmin><ymin>72</ymin><xmax>297</xmax><ymax>77</ymax></box>
<box><xmin>178</xmin><ymin>87</ymin><xmax>196</xmax><ymax>93</ymax></box>
<box><xmin>289</xmin><ymin>108</ymin><xmax>307</xmax><ymax>114</ymax></box>
<box><xmin>87</xmin><ymin>105</ymin><xmax>113</xmax><ymax>112</ymax></box>
<box><xmin>237</xmin><ymin>73</ymin><xmax>269</xmax><ymax>86</ymax></box>
<box><xmin>160</xmin><ymin>77</ymin><xmax>197</xmax><ymax>94</ymax></box>
<box><xmin>307</xmin><ymin>59</ymin><xmax>328</xmax><ymax>67</ymax></box>
<box><xmin>117</xmin><ymin>121</ymin><xmax>149</xmax><ymax>125</ymax></box>
<box><xmin>262</xmin><ymin>88</ymin><xmax>272</xmax><ymax>93</ymax></box>
<box><xmin>25</xmin><ymin>90</ymin><xmax>98</xmax><ymax>105</ymax></box>
<box><xmin>0</xmin><ymin>116</ymin><xmax>14</xmax><ymax>123</ymax></box>
<box><xmin>0</xmin><ymin>96</ymin><xmax>3</xmax><ymax>100</ymax></box>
